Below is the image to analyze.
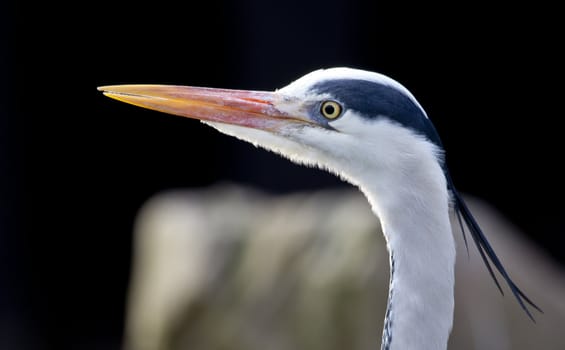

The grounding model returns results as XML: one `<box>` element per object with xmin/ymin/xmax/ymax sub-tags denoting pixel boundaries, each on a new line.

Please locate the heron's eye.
<box><xmin>320</xmin><ymin>100</ymin><xmax>342</xmax><ymax>120</ymax></box>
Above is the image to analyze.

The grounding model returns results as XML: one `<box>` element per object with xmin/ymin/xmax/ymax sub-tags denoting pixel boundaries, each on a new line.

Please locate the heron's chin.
<box><xmin>203</xmin><ymin>121</ymin><xmax>322</xmax><ymax>168</ymax></box>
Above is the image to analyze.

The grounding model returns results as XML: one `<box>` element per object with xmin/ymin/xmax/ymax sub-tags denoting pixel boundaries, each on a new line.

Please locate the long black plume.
<box><xmin>446</xmin><ymin>173</ymin><xmax>542</xmax><ymax>322</ymax></box>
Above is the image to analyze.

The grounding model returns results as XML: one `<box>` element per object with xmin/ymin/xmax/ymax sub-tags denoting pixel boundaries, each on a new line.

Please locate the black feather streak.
<box><xmin>447</xmin><ymin>173</ymin><xmax>543</xmax><ymax>322</ymax></box>
<box><xmin>311</xmin><ymin>79</ymin><xmax>443</xmax><ymax>149</ymax></box>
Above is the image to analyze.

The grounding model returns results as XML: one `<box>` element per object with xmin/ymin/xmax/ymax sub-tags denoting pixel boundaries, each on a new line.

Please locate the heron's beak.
<box><xmin>97</xmin><ymin>85</ymin><xmax>308</xmax><ymax>132</ymax></box>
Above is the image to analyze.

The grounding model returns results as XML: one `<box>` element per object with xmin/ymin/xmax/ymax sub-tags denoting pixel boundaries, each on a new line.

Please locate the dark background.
<box><xmin>4</xmin><ymin>1</ymin><xmax>563</xmax><ymax>349</ymax></box>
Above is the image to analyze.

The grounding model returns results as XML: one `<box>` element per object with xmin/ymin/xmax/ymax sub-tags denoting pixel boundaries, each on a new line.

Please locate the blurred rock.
<box><xmin>124</xmin><ymin>184</ymin><xmax>565</xmax><ymax>350</ymax></box>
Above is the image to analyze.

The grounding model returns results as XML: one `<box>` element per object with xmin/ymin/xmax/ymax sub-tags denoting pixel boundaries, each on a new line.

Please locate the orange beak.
<box><xmin>97</xmin><ymin>84</ymin><xmax>309</xmax><ymax>132</ymax></box>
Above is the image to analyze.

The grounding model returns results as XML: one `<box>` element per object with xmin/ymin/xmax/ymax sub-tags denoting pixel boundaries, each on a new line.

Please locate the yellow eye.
<box><xmin>320</xmin><ymin>100</ymin><xmax>342</xmax><ymax>119</ymax></box>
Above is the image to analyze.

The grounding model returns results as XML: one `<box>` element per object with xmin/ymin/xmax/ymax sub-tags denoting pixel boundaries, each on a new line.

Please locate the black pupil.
<box><xmin>324</xmin><ymin>104</ymin><xmax>335</xmax><ymax>115</ymax></box>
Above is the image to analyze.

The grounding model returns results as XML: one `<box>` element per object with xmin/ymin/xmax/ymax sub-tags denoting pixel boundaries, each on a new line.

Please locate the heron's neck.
<box><xmin>355</xmin><ymin>163</ymin><xmax>455</xmax><ymax>350</ymax></box>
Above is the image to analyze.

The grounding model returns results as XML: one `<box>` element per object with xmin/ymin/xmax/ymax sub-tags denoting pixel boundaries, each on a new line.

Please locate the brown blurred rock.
<box><xmin>125</xmin><ymin>184</ymin><xmax>565</xmax><ymax>350</ymax></box>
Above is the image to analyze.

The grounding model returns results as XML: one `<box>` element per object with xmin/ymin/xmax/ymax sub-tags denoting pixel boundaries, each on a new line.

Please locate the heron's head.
<box><xmin>99</xmin><ymin>68</ymin><xmax>445</xmax><ymax>186</ymax></box>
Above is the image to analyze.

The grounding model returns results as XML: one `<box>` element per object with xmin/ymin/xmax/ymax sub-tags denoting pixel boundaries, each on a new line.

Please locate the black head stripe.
<box><xmin>311</xmin><ymin>79</ymin><xmax>444</xmax><ymax>150</ymax></box>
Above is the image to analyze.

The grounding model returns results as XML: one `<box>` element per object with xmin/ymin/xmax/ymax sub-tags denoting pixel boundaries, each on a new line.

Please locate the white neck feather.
<box><xmin>359</xmin><ymin>171</ymin><xmax>455</xmax><ymax>350</ymax></box>
<box><xmin>343</xmin><ymin>123</ymin><xmax>455</xmax><ymax>350</ymax></box>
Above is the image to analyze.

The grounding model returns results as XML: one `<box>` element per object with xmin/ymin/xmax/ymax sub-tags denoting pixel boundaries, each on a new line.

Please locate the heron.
<box><xmin>98</xmin><ymin>67</ymin><xmax>541</xmax><ymax>350</ymax></box>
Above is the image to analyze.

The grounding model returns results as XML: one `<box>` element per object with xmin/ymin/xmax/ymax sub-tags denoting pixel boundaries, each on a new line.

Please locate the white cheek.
<box><xmin>329</xmin><ymin>112</ymin><xmax>378</xmax><ymax>136</ymax></box>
